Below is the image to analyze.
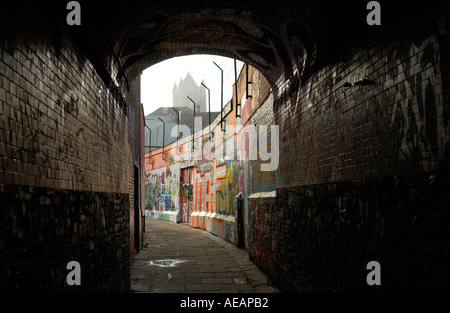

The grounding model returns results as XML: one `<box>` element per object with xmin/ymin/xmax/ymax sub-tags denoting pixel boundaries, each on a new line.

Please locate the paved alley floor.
<box><xmin>130</xmin><ymin>218</ymin><xmax>278</xmax><ymax>293</ymax></box>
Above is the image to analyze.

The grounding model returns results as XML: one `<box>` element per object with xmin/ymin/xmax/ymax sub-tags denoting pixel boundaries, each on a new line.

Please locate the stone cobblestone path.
<box><xmin>131</xmin><ymin>218</ymin><xmax>278</xmax><ymax>293</ymax></box>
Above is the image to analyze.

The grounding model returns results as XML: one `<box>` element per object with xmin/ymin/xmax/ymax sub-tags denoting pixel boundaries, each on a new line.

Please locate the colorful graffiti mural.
<box><xmin>186</xmin><ymin>158</ymin><xmax>243</xmax><ymax>242</ymax></box>
<box><xmin>143</xmin><ymin>63</ymin><xmax>273</xmax><ymax>246</ymax></box>
<box><xmin>180</xmin><ymin>167</ymin><xmax>193</xmax><ymax>223</ymax></box>
<box><xmin>145</xmin><ymin>163</ymin><xmax>181</xmax><ymax>222</ymax></box>
<box><xmin>215</xmin><ymin>160</ymin><xmax>241</xmax><ymax>215</ymax></box>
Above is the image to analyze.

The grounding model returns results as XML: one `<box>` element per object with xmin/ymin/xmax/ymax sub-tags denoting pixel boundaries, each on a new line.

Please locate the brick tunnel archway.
<box><xmin>112</xmin><ymin>10</ymin><xmax>316</xmax><ymax>89</ymax></box>
<box><xmin>1</xmin><ymin>0</ymin><xmax>450</xmax><ymax>293</ymax></box>
<box><xmin>77</xmin><ymin>0</ymin><xmax>325</xmax><ymax>93</ymax></box>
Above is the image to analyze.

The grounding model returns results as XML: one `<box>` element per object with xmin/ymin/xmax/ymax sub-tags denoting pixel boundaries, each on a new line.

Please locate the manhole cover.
<box><xmin>147</xmin><ymin>259</ymin><xmax>187</xmax><ymax>267</ymax></box>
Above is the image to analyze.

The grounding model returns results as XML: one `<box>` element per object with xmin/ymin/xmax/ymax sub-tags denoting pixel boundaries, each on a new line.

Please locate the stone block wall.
<box><xmin>0</xmin><ymin>185</ymin><xmax>130</xmax><ymax>292</ymax></box>
<box><xmin>249</xmin><ymin>170</ymin><xmax>450</xmax><ymax>292</ymax></box>
<box><xmin>0</xmin><ymin>23</ymin><xmax>132</xmax><ymax>291</ymax></box>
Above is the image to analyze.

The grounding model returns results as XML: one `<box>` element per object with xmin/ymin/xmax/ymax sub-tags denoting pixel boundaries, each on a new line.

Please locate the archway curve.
<box><xmin>105</xmin><ymin>2</ymin><xmax>319</xmax><ymax>92</ymax></box>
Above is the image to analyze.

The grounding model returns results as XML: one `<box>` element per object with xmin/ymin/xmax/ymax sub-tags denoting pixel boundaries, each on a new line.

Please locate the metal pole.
<box><xmin>200</xmin><ymin>82</ymin><xmax>211</xmax><ymax>136</ymax></box>
<box><xmin>144</xmin><ymin>125</ymin><xmax>151</xmax><ymax>152</ymax></box>
<box><xmin>187</xmin><ymin>96</ymin><xmax>196</xmax><ymax>152</ymax></box>
<box><xmin>234</xmin><ymin>58</ymin><xmax>240</xmax><ymax>118</ymax></box>
<box><xmin>187</xmin><ymin>96</ymin><xmax>197</xmax><ymax>116</ymax></box>
<box><xmin>246</xmin><ymin>63</ymin><xmax>249</xmax><ymax>99</ymax></box>
<box><xmin>158</xmin><ymin>117</ymin><xmax>165</xmax><ymax>150</ymax></box>
<box><xmin>171</xmin><ymin>107</ymin><xmax>180</xmax><ymax>142</ymax></box>
<box><xmin>213</xmin><ymin>61</ymin><xmax>224</xmax><ymax>131</ymax></box>
<box><xmin>144</xmin><ymin>118</ymin><xmax>152</xmax><ymax>152</ymax></box>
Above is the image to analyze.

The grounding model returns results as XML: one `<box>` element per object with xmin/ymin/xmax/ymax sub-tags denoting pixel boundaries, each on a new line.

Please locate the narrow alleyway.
<box><xmin>131</xmin><ymin>218</ymin><xmax>278</xmax><ymax>293</ymax></box>
<box><xmin>2</xmin><ymin>0</ymin><xmax>450</xmax><ymax>294</ymax></box>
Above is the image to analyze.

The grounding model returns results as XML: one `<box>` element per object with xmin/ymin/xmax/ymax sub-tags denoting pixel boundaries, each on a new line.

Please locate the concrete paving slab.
<box><xmin>131</xmin><ymin>218</ymin><xmax>278</xmax><ymax>293</ymax></box>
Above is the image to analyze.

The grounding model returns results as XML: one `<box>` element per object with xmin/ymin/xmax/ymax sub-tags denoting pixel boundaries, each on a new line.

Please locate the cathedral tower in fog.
<box><xmin>172</xmin><ymin>72</ymin><xmax>206</xmax><ymax>112</ymax></box>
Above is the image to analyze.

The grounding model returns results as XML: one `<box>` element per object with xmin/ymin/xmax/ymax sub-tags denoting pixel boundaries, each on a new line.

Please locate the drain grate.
<box><xmin>147</xmin><ymin>259</ymin><xmax>187</xmax><ymax>267</ymax></box>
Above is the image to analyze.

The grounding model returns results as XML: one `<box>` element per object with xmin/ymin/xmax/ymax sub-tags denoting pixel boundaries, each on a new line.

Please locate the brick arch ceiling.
<box><xmin>80</xmin><ymin>0</ymin><xmax>331</xmax><ymax>90</ymax></box>
<box><xmin>114</xmin><ymin>10</ymin><xmax>317</xmax><ymax>88</ymax></box>
<box><xmin>94</xmin><ymin>0</ymin><xmax>411</xmax><ymax>92</ymax></box>
<box><xmin>6</xmin><ymin>1</ymin><xmax>422</xmax><ymax>93</ymax></box>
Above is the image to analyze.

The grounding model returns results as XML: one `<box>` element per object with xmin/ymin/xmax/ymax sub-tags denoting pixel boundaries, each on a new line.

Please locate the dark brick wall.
<box><xmin>0</xmin><ymin>32</ymin><xmax>129</xmax><ymax>193</ymax></box>
<box><xmin>275</xmin><ymin>23</ymin><xmax>450</xmax><ymax>188</ymax></box>
<box><xmin>248</xmin><ymin>11</ymin><xmax>450</xmax><ymax>292</ymax></box>
<box><xmin>0</xmin><ymin>184</ymin><xmax>130</xmax><ymax>292</ymax></box>
<box><xmin>249</xmin><ymin>170</ymin><xmax>450</xmax><ymax>292</ymax></box>
<box><xmin>0</xmin><ymin>13</ymin><xmax>132</xmax><ymax>291</ymax></box>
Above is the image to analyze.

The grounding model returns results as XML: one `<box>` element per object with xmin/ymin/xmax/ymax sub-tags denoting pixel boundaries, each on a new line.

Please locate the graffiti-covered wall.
<box><xmin>180</xmin><ymin>168</ymin><xmax>193</xmax><ymax>223</ymax></box>
<box><xmin>144</xmin><ymin>64</ymin><xmax>272</xmax><ymax>248</ymax></box>
<box><xmin>181</xmin><ymin>63</ymin><xmax>272</xmax><ymax>245</ymax></box>
<box><xmin>189</xmin><ymin>159</ymin><xmax>242</xmax><ymax>242</ymax></box>
<box><xmin>145</xmin><ymin>163</ymin><xmax>181</xmax><ymax>223</ymax></box>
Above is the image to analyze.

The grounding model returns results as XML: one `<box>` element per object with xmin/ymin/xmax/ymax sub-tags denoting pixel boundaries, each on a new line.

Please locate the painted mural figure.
<box><xmin>145</xmin><ymin>164</ymin><xmax>181</xmax><ymax>222</ymax></box>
